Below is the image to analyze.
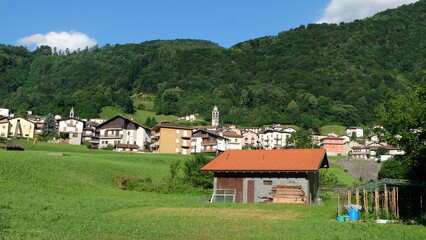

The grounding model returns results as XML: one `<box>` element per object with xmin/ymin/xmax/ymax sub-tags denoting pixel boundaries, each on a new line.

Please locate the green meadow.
<box><xmin>1</xmin><ymin>142</ymin><xmax>425</xmax><ymax>239</ymax></box>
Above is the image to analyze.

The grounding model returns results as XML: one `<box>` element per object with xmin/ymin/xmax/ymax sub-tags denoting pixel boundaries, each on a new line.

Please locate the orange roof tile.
<box><xmin>200</xmin><ymin>149</ymin><xmax>328</xmax><ymax>173</ymax></box>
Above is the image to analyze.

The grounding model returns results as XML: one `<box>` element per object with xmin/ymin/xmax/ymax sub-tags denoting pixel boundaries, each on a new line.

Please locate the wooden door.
<box><xmin>247</xmin><ymin>180</ymin><xmax>255</xmax><ymax>203</ymax></box>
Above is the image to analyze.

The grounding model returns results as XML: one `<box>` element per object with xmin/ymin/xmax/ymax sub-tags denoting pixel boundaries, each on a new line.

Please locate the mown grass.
<box><xmin>1</xmin><ymin>142</ymin><xmax>425</xmax><ymax>239</ymax></box>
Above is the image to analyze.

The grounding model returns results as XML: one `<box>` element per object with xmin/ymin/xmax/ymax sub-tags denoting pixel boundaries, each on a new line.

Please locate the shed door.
<box><xmin>247</xmin><ymin>180</ymin><xmax>255</xmax><ymax>203</ymax></box>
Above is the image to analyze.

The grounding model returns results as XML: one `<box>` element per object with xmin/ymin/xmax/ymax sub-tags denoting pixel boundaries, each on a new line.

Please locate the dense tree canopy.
<box><xmin>0</xmin><ymin>1</ymin><xmax>425</xmax><ymax>127</ymax></box>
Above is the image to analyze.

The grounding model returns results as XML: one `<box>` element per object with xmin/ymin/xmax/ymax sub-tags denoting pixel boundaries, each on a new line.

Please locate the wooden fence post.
<box><xmin>356</xmin><ymin>188</ymin><xmax>360</xmax><ymax>205</ymax></box>
<box><xmin>375</xmin><ymin>187</ymin><xmax>379</xmax><ymax>220</ymax></box>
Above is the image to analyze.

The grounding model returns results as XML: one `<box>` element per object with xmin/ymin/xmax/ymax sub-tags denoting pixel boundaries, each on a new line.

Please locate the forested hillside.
<box><xmin>0</xmin><ymin>1</ymin><xmax>425</xmax><ymax>127</ymax></box>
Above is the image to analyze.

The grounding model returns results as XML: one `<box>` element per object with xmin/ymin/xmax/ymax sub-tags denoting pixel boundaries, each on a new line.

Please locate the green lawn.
<box><xmin>320</xmin><ymin>125</ymin><xmax>347</xmax><ymax>136</ymax></box>
<box><xmin>1</xmin><ymin>142</ymin><xmax>425</xmax><ymax>239</ymax></box>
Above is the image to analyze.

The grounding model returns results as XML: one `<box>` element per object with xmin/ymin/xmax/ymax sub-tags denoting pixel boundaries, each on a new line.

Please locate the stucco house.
<box><xmin>223</xmin><ymin>131</ymin><xmax>243</xmax><ymax>150</ymax></box>
<box><xmin>97</xmin><ymin>115</ymin><xmax>151</xmax><ymax>151</ymax></box>
<box><xmin>320</xmin><ymin>137</ymin><xmax>346</xmax><ymax>156</ymax></box>
<box><xmin>200</xmin><ymin>149</ymin><xmax>329</xmax><ymax>204</ymax></box>
<box><xmin>191</xmin><ymin>129</ymin><xmax>229</xmax><ymax>153</ymax></box>
<box><xmin>0</xmin><ymin>117</ymin><xmax>10</xmax><ymax>138</ymax></box>
<box><xmin>346</xmin><ymin>126</ymin><xmax>364</xmax><ymax>138</ymax></box>
<box><xmin>58</xmin><ymin>117</ymin><xmax>85</xmax><ymax>145</ymax></box>
<box><xmin>242</xmin><ymin>130</ymin><xmax>259</xmax><ymax>148</ymax></box>
<box><xmin>151</xmin><ymin>122</ymin><xmax>192</xmax><ymax>154</ymax></box>
<box><xmin>7</xmin><ymin>117</ymin><xmax>36</xmax><ymax>139</ymax></box>
<box><xmin>258</xmin><ymin>129</ymin><xmax>292</xmax><ymax>149</ymax></box>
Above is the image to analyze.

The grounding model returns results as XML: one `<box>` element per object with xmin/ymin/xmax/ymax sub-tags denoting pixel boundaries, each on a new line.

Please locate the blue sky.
<box><xmin>0</xmin><ymin>0</ymin><xmax>418</xmax><ymax>50</ymax></box>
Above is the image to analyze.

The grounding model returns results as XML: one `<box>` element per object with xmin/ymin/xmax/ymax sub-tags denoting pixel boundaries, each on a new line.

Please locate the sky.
<box><xmin>0</xmin><ymin>0</ymin><xmax>419</xmax><ymax>51</ymax></box>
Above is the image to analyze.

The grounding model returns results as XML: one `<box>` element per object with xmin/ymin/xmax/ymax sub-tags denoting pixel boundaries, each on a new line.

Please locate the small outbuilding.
<box><xmin>200</xmin><ymin>149</ymin><xmax>329</xmax><ymax>204</ymax></box>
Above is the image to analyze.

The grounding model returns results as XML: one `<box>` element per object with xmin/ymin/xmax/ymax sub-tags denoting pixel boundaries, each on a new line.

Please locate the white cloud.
<box><xmin>17</xmin><ymin>31</ymin><xmax>97</xmax><ymax>52</ymax></box>
<box><xmin>318</xmin><ymin>0</ymin><xmax>419</xmax><ymax>23</ymax></box>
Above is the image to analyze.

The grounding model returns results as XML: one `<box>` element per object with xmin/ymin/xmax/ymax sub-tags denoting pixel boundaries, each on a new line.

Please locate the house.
<box><xmin>7</xmin><ymin>117</ymin><xmax>36</xmax><ymax>139</ymax></box>
<box><xmin>242</xmin><ymin>130</ymin><xmax>259</xmax><ymax>148</ymax></box>
<box><xmin>58</xmin><ymin>118</ymin><xmax>85</xmax><ymax>145</ymax></box>
<box><xmin>97</xmin><ymin>115</ymin><xmax>151</xmax><ymax>152</ymax></box>
<box><xmin>0</xmin><ymin>108</ymin><xmax>10</xmax><ymax>117</ymax></box>
<box><xmin>258</xmin><ymin>129</ymin><xmax>292</xmax><ymax>149</ymax></box>
<box><xmin>191</xmin><ymin>129</ymin><xmax>228</xmax><ymax>153</ymax></box>
<box><xmin>151</xmin><ymin>122</ymin><xmax>193</xmax><ymax>154</ymax></box>
<box><xmin>346</xmin><ymin>126</ymin><xmax>364</xmax><ymax>138</ymax></box>
<box><xmin>200</xmin><ymin>149</ymin><xmax>329</xmax><ymax>204</ymax></box>
<box><xmin>349</xmin><ymin>146</ymin><xmax>371</xmax><ymax>159</ymax></box>
<box><xmin>223</xmin><ymin>131</ymin><xmax>243</xmax><ymax>150</ymax></box>
<box><xmin>242</xmin><ymin>127</ymin><xmax>261</xmax><ymax>134</ymax></box>
<box><xmin>0</xmin><ymin>117</ymin><xmax>9</xmax><ymax>138</ymax></box>
<box><xmin>82</xmin><ymin>121</ymin><xmax>100</xmax><ymax>148</ymax></box>
<box><xmin>369</xmin><ymin>145</ymin><xmax>405</xmax><ymax>157</ymax></box>
<box><xmin>320</xmin><ymin>137</ymin><xmax>346</xmax><ymax>156</ymax></box>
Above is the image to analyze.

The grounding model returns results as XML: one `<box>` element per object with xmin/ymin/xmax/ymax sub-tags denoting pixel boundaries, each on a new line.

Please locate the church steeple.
<box><xmin>69</xmin><ymin>107</ymin><xmax>74</xmax><ymax>118</ymax></box>
<box><xmin>212</xmin><ymin>105</ymin><xmax>219</xmax><ymax>126</ymax></box>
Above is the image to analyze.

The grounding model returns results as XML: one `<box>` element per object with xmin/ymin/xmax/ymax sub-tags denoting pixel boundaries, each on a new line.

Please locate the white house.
<box><xmin>97</xmin><ymin>115</ymin><xmax>151</xmax><ymax>151</ymax></box>
<box><xmin>191</xmin><ymin>129</ymin><xmax>229</xmax><ymax>153</ymax></box>
<box><xmin>58</xmin><ymin>118</ymin><xmax>85</xmax><ymax>145</ymax></box>
<box><xmin>0</xmin><ymin>108</ymin><xmax>10</xmax><ymax>117</ymax></box>
<box><xmin>346</xmin><ymin>126</ymin><xmax>364</xmax><ymax>138</ymax></box>
<box><xmin>223</xmin><ymin>131</ymin><xmax>243</xmax><ymax>150</ymax></box>
<box><xmin>258</xmin><ymin>129</ymin><xmax>292</xmax><ymax>149</ymax></box>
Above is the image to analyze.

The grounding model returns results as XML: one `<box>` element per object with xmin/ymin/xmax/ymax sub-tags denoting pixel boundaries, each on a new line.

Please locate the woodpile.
<box><xmin>259</xmin><ymin>184</ymin><xmax>306</xmax><ymax>204</ymax></box>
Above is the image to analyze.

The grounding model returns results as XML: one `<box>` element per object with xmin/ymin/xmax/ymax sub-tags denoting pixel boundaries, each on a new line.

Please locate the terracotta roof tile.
<box><xmin>200</xmin><ymin>149</ymin><xmax>328</xmax><ymax>172</ymax></box>
<box><xmin>223</xmin><ymin>131</ymin><xmax>243</xmax><ymax>138</ymax></box>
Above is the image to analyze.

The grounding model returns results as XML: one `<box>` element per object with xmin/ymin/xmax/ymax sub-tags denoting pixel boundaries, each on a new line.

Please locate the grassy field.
<box><xmin>1</xmin><ymin>142</ymin><xmax>425</xmax><ymax>239</ymax></box>
<box><xmin>99</xmin><ymin>106</ymin><xmax>178</xmax><ymax>124</ymax></box>
<box><xmin>320</xmin><ymin>125</ymin><xmax>347</xmax><ymax>136</ymax></box>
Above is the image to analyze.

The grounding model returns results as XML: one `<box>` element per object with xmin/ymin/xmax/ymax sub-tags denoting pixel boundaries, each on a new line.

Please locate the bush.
<box><xmin>181</xmin><ymin>154</ymin><xmax>213</xmax><ymax>188</ymax></box>
<box><xmin>102</xmin><ymin>144</ymin><xmax>114</xmax><ymax>151</ymax></box>
<box><xmin>136</xmin><ymin>103</ymin><xmax>146</xmax><ymax>110</ymax></box>
<box><xmin>82</xmin><ymin>140</ymin><xmax>92</xmax><ymax>149</ymax></box>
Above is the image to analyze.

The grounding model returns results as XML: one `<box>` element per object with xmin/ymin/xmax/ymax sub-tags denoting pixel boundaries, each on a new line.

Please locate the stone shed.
<box><xmin>200</xmin><ymin>149</ymin><xmax>329</xmax><ymax>204</ymax></box>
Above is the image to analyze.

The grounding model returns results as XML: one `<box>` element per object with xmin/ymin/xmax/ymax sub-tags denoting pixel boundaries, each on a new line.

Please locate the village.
<box><xmin>0</xmin><ymin>106</ymin><xmax>404</xmax><ymax>160</ymax></box>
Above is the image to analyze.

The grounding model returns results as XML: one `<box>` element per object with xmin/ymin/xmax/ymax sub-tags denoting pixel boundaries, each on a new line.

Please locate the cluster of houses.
<box><xmin>318</xmin><ymin>126</ymin><xmax>404</xmax><ymax>159</ymax></box>
<box><xmin>0</xmin><ymin>106</ymin><xmax>403</xmax><ymax>158</ymax></box>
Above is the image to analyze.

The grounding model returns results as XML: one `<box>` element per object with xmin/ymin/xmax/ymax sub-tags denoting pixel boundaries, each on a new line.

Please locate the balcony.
<box><xmin>99</xmin><ymin>134</ymin><xmax>123</xmax><ymax>139</ymax></box>
<box><xmin>181</xmin><ymin>142</ymin><xmax>191</xmax><ymax>148</ymax></box>
<box><xmin>151</xmin><ymin>142</ymin><xmax>159</xmax><ymax>149</ymax></box>
<box><xmin>151</xmin><ymin>132</ymin><xmax>160</xmax><ymax>139</ymax></box>
<box><xmin>202</xmin><ymin>141</ymin><xmax>217</xmax><ymax>146</ymax></box>
<box><xmin>181</xmin><ymin>134</ymin><xmax>191</xmax><ymax>139</ymax></box>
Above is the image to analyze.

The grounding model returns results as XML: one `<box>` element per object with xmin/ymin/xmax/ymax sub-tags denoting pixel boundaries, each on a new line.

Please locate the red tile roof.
<box><xmin>200</xmin><ymin>149</ymin><xmax>328</xmax><ymax>173</ymax></box>
<box><xmin>223</xmin><ymin>131</ymin><xmax>243</xmax><ymax>138</ymax></box>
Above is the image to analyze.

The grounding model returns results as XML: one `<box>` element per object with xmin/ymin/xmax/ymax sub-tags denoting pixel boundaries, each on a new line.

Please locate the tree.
<box><xmin>375</xmin><ymin>147</ymin><xmax>389</xmax><ymax>157</ymax></box>
<box><xmin>144</xmin><ymin>116</ymin><xmax>151</xmax><ymax>127</ymax></box>
<box><xmin>377</xmin><ymin>86</ymin><xmax>426</xmax><ymax>180</ymax></box>
<box><xmin>287</xmin><ymin>128</ymin><xmax>318</xmax><ymax>149</ymax></box>
<box><xmin>42</xmin><ymin>113</ymin><xmax>56</xmax><ymax>137</ymax></box>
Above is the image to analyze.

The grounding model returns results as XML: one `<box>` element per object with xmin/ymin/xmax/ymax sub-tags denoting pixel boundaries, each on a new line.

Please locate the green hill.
<box><xmin>1</xmin><ymin>1</ymin><xmax>425</xmax><ymax>128</ymax></box>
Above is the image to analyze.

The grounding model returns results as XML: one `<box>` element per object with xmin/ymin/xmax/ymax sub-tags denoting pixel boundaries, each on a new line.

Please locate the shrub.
<box><xmin>102</xmin><ymin>144</ymin><xmax>114</xmax><ymax>151</ymax></box>
<box><xmin>82</xmin><ymin>140</ymin><xmax>92</xmax><ymax>149</ymax></box>
<box><xmin>136</xmin><ymin>103</ymin><xmax>146</xmax><ymax>110</ymax></box>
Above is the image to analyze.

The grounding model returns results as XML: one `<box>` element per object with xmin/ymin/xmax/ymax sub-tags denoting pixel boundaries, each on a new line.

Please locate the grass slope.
<box><xmin>1</xmin><ymin>142</ymin><xmax>425</xmax><ymax>239</ymax></box>
<box><xmin>100</xmin><ymin>106</ymin><xmax>178</xmax><ymax>124</ymax></box>
<box><xmin>320</xmin><ymin>125</ymin><xmax>346</xmax><ymax>136</ymax></box>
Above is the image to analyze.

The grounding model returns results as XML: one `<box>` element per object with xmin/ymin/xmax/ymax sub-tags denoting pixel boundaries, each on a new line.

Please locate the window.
<box><xmin>176</xmin><ymin>139</ymin><xmax>179</xmax><ymax>143</ymax></box>
<box><xmin>263</xmin><ymin>180</ymin><xmax>273</xmax><ymax>185</ymax></box>
<box><xmin>211</xmin><ymin>189</ymin><xmax>236</xmax><ymax>203</ymax></box>
<box><xmin>176</xmin><ymin>130</ymin><xmax>180</xmax><ymax>134</ymax></box>
<box><xmin>175</xmin><ymin>148</ymin><xmax>179</xmax><ymax>153</ymax></box>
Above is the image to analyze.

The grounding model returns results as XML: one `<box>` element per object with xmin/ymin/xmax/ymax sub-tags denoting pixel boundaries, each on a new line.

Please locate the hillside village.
<box><xmin>0</xmin><ymin>105</ymin><xmax>404</xmax><ymax>159</ymax></box>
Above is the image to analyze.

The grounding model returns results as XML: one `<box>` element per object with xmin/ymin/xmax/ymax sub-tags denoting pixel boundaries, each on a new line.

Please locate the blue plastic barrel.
<box><xmin>348</xmin><ymin>206</ymin><xmax>359</xmax><ymax>221</ymax></box>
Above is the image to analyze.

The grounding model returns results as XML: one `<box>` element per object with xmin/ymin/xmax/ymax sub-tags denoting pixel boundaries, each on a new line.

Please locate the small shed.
<box><xmin>200</xmin><ymin>149</ymin><xmax>329</xmax><ymax>204</ymax></box>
